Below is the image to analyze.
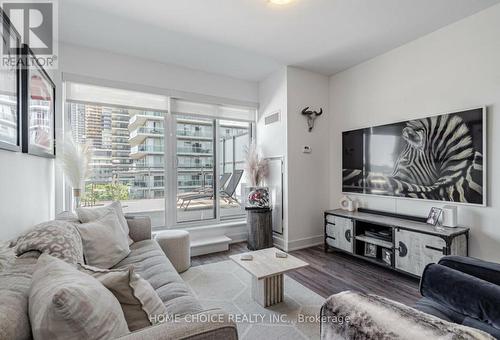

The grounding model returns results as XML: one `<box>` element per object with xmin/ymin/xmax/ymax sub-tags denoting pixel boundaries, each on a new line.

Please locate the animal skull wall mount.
<box><xmin>301</xmin><ymin>107</ymin><xmax>323</xmax><ymax>132</ymax></box>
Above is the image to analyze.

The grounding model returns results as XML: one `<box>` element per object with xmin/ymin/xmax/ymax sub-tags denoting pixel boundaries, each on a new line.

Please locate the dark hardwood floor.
<box><xmin>191</xmin><ymin>242</ymin><xmax>421</xmax><ymax>306</ymax></box>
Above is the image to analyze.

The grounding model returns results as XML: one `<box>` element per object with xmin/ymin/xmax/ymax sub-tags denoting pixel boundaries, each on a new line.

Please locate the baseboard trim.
<box><xmin>287</xmin><ymin>235</ymin><xmax>324</xmax><ymax>251</ymax></box>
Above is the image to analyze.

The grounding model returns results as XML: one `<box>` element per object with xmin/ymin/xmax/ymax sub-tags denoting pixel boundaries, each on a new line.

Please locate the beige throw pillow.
<box><xmin>79</xmin><ymin>263</ymin><xmax>167</xmax><ymax>331</ymax></box>
<box><xmin>77</xmin><ymin>201</ymin><xmax>133</xmax><ymax>245</ymax></box>
<box><xmin>29</xmin><ymin>254</ymin><xmax>129</xmax><ymax>340</ymax></box>
<box><xmin>77</xmin><ymin>211</ymin><xmax>131</xmax><ymax>269</ymax></box>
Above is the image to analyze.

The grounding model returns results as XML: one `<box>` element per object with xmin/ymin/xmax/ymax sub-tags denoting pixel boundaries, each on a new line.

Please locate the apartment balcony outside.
<box><xmin>130</xmin><ymin>144</ymin><xmax>164</xmax><ymax>159</ymax></box>
<box><xmin>129</xmin><ymin>127</ymin><xmax>164</xmax><ymax>145</ymax></box>
<box><xmin>176</xmin><ymin>129</ymin><xmax>212</xmax><ymax>140</ymax></box>
<box><xmin>176</xmin><ymin>146</ymin><xmax>212</xmax><ymax>155</ymax></box>
<box><xmin>0</xmin><ymin>111</ymin><xmax>16</xmax><ymax>124</ymax></box>
<box><xmin>129</xmin><ymin>111</ymin><xmax>164</xmax><ymax>131</ymax></box>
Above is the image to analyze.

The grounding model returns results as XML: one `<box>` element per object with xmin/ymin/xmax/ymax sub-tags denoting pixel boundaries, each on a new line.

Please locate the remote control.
<box><xmin>240</xmin><ymin>254</ymin><xmax>253</xmax><ymax>261</ymax></box>
<box><xmin>275</xmin><ymin>251</ymin><xmax>288</xmax><ymax>258</ymax></box>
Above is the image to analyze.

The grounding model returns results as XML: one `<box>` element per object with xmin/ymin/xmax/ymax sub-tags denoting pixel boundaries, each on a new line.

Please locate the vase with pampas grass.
<box><xmin>244</xmin><ymin>143</ymin><xmax>270</xmax><ymax>208</ymax></box>
<box><xmin>58</xmin><ymin>136</ymin><xmax>92</xmax><ymax>210</ymax></box>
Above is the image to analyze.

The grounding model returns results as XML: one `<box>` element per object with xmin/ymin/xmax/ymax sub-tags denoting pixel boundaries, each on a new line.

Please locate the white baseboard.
<box><xmin>286</xmin><ymin>235</ymin><xmax>324</xmax><ymax>251</ymax></box>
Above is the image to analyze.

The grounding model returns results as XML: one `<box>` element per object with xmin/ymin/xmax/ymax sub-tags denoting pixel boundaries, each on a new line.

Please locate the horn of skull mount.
<box><xmin>301</xmin><ymin>107</ymin><xmax>323</xmax><ymax>132</ymax></box>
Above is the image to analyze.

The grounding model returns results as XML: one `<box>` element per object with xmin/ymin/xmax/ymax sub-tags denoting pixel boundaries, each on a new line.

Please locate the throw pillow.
<box><xmin>29</xmin><ymin>254</ymin><xmax>129</xmax><ymax>340</ymax></box>
<box><xmin>54</xmin><ymin>211</ymin><xmax>81</xmax><ymax>224</ymax></box>
<box><xmin>79</xmin><ymin>263</ymin><xmax>166</xmax><ymax>331</ymax></box>
<box><xmin>77</xmin><ymin>211</ymin><xmax>131</xmax><ymax>268</ymax></box>
<box><xmin>14</xmin><ymin>220</ymin><xmax>84</xmax><ymax>264</ymax></box>
<box><xmin>77</xmin><ymin>201</ymin><xmax>133</xmax><ymax>245</ymax></box>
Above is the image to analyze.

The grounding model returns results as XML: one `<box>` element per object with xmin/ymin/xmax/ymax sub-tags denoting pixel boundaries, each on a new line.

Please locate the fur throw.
<box><xmin>320</xmin><ymin>291</ymin><xmax>494</xmax><ymax>340</ymax></box>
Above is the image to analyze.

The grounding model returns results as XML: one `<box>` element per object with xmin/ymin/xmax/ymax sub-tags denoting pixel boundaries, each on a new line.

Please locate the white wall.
<box><xmin>286</xmin><ymin>67</ymin><xmax>330</xmax><ymax>250</ymax></box>
<box><xmin>0</xmin><ymin>152</ymin><xmax>55</xmax><ymax>241</ymax></box>
<box><xmin>329</xmin><ymin>4</ymin><xmax>500</xmax><ymax>261</ymax></box>
<box><xmin>257</xmin><ymin>66</ymin><xmax>330</xmax><ymax>251</ymax></box>
<box><xmin>257</xmin><ymin>67</ymin><xmax>287</xmax><ymax>158</ymax></box>
<box><xmin>257</xmin><ymin>67</ymin><xmax>288</xmax><ymax>248</ymax></box>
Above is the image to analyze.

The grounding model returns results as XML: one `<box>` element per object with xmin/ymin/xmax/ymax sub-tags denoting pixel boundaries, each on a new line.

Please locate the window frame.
<box><xmin>63</xmin><ymin>81</ymin><xmax>256</xmax><ymax>231</ymax></box>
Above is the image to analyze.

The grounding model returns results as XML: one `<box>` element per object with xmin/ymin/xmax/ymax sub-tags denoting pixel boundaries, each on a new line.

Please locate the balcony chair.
<box><xmin>177</xmin><ymin>172</ymin><xmax>233</xmax><ymax>210</ymax></box>
<box><xmin>219</xmin><ymin>169</ymin><xmax>244</xmax><ymax>205</ymax></box>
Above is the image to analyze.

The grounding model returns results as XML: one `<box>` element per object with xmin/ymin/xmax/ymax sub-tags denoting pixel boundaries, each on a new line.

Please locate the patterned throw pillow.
<box><xmin>78</xmin><ymin>263</ymin><xmax>166</xmax><ymax>331</ymax></box>
<box><xmin>15</xmin><ymin>220</ymin><xmax>84</xmax><ymax>264</ymax></box>
<box><xmin>29</xmin><ymin>254</ymin><xmax>130</xmax><ymax>340</ymax></box>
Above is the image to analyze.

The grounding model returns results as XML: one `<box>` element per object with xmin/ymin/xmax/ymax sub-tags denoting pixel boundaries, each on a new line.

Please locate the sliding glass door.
<box><xmin>218</xmin><ymin>120</ymin><xmax>251</xmax><ymax>220</ymax></box>
<box><xmin>175</xmin><ymin>115</ymin><xmax>216</xmax><ymax>223</ymax></box>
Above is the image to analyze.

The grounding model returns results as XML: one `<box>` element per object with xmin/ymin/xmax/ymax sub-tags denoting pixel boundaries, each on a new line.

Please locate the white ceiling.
<box><xmin>59</xmin><ymin>0</ymin><xmax>499</xmax><ymax>81</ymax></box>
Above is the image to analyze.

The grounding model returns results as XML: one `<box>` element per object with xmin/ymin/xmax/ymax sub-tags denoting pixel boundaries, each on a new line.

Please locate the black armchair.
<box><xmin>414</xmin><ymin>256</ymin><xmax>500</xmax><ymax>339</ymax></box>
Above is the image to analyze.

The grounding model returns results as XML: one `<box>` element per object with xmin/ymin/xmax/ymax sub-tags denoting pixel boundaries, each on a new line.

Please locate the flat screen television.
<box><xmin>342</xmin><ymin>107</ymin><xmax>486</xmax><ymax>206</ymax></box>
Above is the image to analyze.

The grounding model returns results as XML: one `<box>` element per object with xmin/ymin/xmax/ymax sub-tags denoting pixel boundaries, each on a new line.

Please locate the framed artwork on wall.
<box><xmin>0</xmin><ymin>9</ymin><xmax>22</xmax><ymax>152</ymax></box>
<box><xmin>21</xmin><ymin>45</ymin><xmax>56</xmax><ymax>158</ymax></box>
<box><xmin>342</xmin><ymin>107</ymin><xmax>486</xmax><ymax>206</ymax></box>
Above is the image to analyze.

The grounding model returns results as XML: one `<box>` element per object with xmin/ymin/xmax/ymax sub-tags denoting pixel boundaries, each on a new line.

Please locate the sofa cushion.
<box><xmin>55</xmin><ymin>211</ymin><xmax>81</xmax><ymax>224</ymax></box>
<box><xmin>29</xmin><ymin>254</ymin><xmax>130</xmax><ymax>340</ymax></box>
<box><xmin>439</xmin><ymin>256</ymin><xmax>500</xmax><ymax>286</ymax></box>
<box><xmin>0</xmin><ymin>243</ymin><xmax>37</xmax><ymax>340</ymax></box>
<box><xmin>421</xmin><ymin>263</ymin><xmax>500</xmax><ymax>329</ymax></box>
<box><xmin>77</xmin><ymin>201</ymin><xmax>133</xmax><ymax>245</ymax></box>
<box><xmin>414</xmin><ymin>297</ymin><xmax>466</xmax><ymax>324</ymax></box>
<box><xmin>15</xmin><ymin>220</ymin><xmax>84</xmax><ymax>264</ymax></box>
<box><xmin>77</xmin><ymin>211</ymin><xmax>131</xmax><ymax>269</ymax></box>
<box><xmin>78</xmin><ymin>263</ymin><xmax>167</xmax><ymax>331</ymax></box>
<box><xmin>112</xmin><ymin>240</ymin><xmax>204</xmax><ymax>316</ymax></box>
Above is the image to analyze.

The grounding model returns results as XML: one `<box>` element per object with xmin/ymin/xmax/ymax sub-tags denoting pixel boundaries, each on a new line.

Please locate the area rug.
<box><xmin>180</xmin><ymin>260</ymin><xmax>325</xmax><ymax>340</ymax></box>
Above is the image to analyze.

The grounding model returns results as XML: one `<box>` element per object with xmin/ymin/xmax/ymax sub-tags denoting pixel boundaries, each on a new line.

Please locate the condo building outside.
<box><xmin>0</xmin><ymin>72</ymin><xmax>18</xmax><ymax>146</ymax></box>
<box><xmin>0</xmin><ymin>93</ymin><xmax>17</xmax><ymax>145</ymax></box>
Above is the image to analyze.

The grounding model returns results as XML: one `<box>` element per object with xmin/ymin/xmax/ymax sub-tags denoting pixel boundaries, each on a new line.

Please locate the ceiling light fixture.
<box><xmin>269</xmin><ymin>0</ymin><xmax>294</xmax><ymax>5</ymax></box>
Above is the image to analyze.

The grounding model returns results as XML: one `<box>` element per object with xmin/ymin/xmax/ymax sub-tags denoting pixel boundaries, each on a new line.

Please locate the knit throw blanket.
<box><xmin>321</xmin><ymin>291</ymin><xmax>494</xmax><ymax>340</ymax></box>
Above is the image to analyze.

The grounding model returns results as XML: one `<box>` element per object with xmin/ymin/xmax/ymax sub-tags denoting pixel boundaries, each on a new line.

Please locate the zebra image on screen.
<box><xmin>342</xmin><ymin>108</ymin><xmax>484</xmax><ymax>205</ymax></box>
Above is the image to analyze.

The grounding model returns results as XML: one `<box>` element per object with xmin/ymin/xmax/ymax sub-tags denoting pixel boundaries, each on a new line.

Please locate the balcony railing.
<box><xmin>0</xmin><ymin>112</ymin><xmax>16</xmax><ymax>123</ymax></box>
<box><xmin>133</xmin><ymin>127</ymin><xmax>164</xmax><ymax>135</ymax></box>
<box><xmin>178</xmin><ymin>162</ymin><xmax>213</xmax><ymax>168</ymax></box>
<box><xmin>131</xmin><ymin>162</ymin><xmax>164</xmax><ymax>172</ymax></box>
<box><xmin>131</xmin><ymin>145</ymin><xmax>164</xmax><ymax>154</ymax></box>
<box><xmin>176</xmin><ymin>129</ymin><xmax>212</xmax><ymax>138</ymax></box>
<box><xmin>132</xmin><ymin>111</ymin><xmax>163</xmax><ymax>118</ymax></box>
<box><xmin>133</xmin><ymin>180</ymin><xmax>164</xmax><ymax>188</ymax></box>
<box><xmin>176</xmin><ymin>147</ymin><xmax>212</xmax><ymax>154</ymax></box>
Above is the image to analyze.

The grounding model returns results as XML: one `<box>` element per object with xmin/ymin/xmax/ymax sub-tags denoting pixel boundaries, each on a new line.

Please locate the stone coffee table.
<box><xmin>230</xmin><ymin>247</ymin><xmax>309</xmax><ymax>307</ymax></box>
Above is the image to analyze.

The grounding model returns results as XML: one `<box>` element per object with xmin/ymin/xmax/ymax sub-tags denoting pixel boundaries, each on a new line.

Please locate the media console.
<box><xmin>324</xmin><ymin>209</ymin><xmax>469</xmax><ymax>277</ymax></box>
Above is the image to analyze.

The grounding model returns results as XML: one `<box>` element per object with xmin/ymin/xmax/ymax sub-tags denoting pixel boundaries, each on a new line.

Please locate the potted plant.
<box><xmin>244</xmin><ymin>143</ymin><xmax>269</xmax><ymax>208</ymax></box>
